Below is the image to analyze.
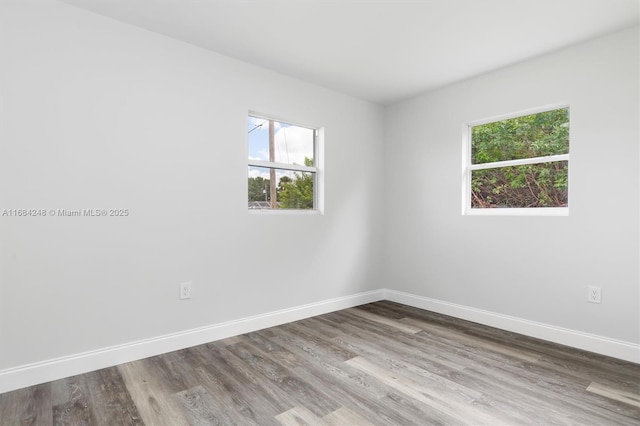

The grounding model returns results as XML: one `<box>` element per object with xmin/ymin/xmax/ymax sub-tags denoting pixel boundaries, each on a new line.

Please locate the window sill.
<box><xmin>248</xmin><ymin>209</ymin><xmax>321</xmax><ymax>216</ymax></box>
<box><xmin>463</xmin><ymin>207</ymin><xmax>569</xmax><ymax>217</ymax></box>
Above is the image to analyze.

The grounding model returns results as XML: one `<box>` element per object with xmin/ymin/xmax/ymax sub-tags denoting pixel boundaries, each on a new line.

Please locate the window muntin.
<box><xmin>464</xmin><ymin>107</ymin><xmax>569</xmax><ymax>213</ymax></box>
<box><xmin>247</xmin><ymin>115</ymin><xmax>317</xmax><ymax>210</ymax></box>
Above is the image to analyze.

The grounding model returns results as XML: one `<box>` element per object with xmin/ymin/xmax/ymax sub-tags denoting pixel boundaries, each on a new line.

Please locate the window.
<box><xmin>247</xmin><ymin>114</ymin><xmax>319</xmax><ymax>211</ymax></box>
<box><xmin>463</xmin><ymin>106</ymin><xmax>569</xmax><ymax>215</ymax></box>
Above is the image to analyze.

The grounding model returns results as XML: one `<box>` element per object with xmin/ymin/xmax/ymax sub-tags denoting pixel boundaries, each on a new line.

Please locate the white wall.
<box><xmin>0</xmin><ymin>0</ymin><xmax>385</xmax><ymax>371</ymax></box>
<box><xmin>384</xmin><ymin>27</ymin><xmax>639</xmax><ymax>344</ymax></box>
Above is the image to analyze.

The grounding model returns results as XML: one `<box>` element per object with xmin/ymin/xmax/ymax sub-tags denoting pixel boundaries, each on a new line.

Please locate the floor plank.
<box><xmin>117</xmin><ymin>359</ymin><xmax>191</xmax><ymax>426</ymax></box>
<box><xmin>587</xmin><ymin>381</ymin><xmax>640</xmax><ymax>408</ymax></box>
<box><xmin>322</xmin><ymin>406</ymin><xmax>374</xmax><ymax>426</ymax></box>
<box><xmin>275</xmin><ymin>405</ymin><xmax>323</xmax><ymax>426</ymax></box>
<box><xmin>1</xmin><ymin>301</ymin><xmax>639</xmax><ymax>425</ymax></box>
<box><xmin>175</xmin><ymin>385</ymin><xmax>230</xmax><ymax>426</ymax></box>
<box><xmin>0</xmin><ymin>384</ymin><xmax>52</xmax><ymax>426</ymax></box>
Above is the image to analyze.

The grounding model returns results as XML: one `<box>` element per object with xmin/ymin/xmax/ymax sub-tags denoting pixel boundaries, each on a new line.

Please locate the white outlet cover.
<box><xmin>587</xmin><ymin>285</ymin><xmax>601</xmax><ymax>303</ymax></box>
<box><xmin>179</xmin><ymin>282</ymin><xmax>191</xmax><ymax>299</ymax></box>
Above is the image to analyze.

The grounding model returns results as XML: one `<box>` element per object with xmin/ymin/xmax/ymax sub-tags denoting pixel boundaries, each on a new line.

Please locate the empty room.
<box><xmin>1</xmin><ymin>0</ymin><xmax>639</xmax><ymax>424</ymax></box>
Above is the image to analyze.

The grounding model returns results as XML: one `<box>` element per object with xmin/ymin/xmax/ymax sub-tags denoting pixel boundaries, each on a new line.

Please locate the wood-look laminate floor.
<box><xmin>1</xmin><ymin>301</ymin><xmax>639</xmax><ymax>425</ymax></box>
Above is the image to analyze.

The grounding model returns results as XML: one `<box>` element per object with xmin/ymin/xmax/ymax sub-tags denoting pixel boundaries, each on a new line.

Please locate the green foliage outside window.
<box><xmin>248</xmin><ymin>158</ymin><xmax>314</xmax><ymax>209</ymax></box>
<box><xmin>278</xmin><ymin>158</ymin><xmax>314</xmax><ymax>209</ymax></box>
<box><xmin>471</xmin><ymin>108</ymin><xmax>569</xmax><ymax>208</ymax></box>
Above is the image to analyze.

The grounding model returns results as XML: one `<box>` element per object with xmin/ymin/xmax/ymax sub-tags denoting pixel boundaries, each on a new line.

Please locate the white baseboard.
<box><xmin>2</xmin><ymin>288</ymin><xmax>638</xmax><ymax>394</ymax></box>
<box><xmin>0</xmin><ymin>290</ymin><xmax>385</xmax><ymax>394</ymax></box>
<box><xmin>383</xmin><ymin>289</ymin><xmax>640</xmax><ymax>364</ymax></box>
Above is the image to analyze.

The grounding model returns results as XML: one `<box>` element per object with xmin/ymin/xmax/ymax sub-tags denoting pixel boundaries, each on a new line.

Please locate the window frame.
<box><xmin>462</xmin><ymin>104</ymin><xmax>570</xmax><ymax>216</ymax></box>
<box><xmin>247</xmin><ymin>112</ymin><xmax>322</xmax><ymax>214</ymax></box>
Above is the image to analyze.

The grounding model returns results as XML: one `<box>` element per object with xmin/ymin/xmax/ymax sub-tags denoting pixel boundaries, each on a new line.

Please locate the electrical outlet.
<box><xmin>179</xmin><ymin>282</ymin><xmax>191</xmax><ymax>300</ymax></box>
<box><xmin>587</xmin><ymin>285</ymin><xmax>601</xmax><ymax>304</ymax></box>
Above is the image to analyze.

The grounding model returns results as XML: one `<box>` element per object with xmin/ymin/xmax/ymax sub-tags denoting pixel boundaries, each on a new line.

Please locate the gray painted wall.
<box><xmin>384</xmin><ymin>27</ymin><xmax>639</xmax><ymax>344</ymax></box>
<box><xmin>0</xmin><ymin>1</ymin><xmax>385</xmax><ymax>370</ymax></box>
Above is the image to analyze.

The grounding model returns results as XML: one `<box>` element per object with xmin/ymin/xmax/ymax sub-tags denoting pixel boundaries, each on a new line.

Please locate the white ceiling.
<box><xmin>61</xmin><ymin>0</ymin><xmax>639</xmax><ymax>105</ymax></box>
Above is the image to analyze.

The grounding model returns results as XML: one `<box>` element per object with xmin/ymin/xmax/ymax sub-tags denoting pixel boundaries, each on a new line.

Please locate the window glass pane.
<box><xmin>471</xmin><ymin>161</ymin><xmax>568</xmax><ymax>208</ymax></box>
<box><xmin>471</xmin><ymin>108</ymin><xmax>569</xmax><ymax>165</ymax></box>
<box><xmin>248</xmin><ymin>116</ymin><xmax>314</xmax><ymax>167</ymax></box>
<box><xmin>248</xmin><ymin>166</ymin><xmax>315</xmax><ymax>210</ymax></box>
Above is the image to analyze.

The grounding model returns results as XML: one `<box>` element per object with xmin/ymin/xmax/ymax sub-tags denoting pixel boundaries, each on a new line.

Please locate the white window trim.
<box><xmin>247</xmin><ymin>112</ymin><xmax>323</xmax><ymax>214</ymax></box>
<box><xmin>247</xmin><ymin>159</ymin><xmax>316</xmax><ymax>174</ymax></box>
<box><xmin>462</xmin><ymin>104</ymin><xmax>570</xmax><ymax>216</ymax></box>
<box><xmin>467</xmin><ymin>154</ymin><xmax>569</xmax><ymax>171</ymax></box>
<box><xmin>249</xmin><ymin>208</ymin><xmax>321</xmax><ymax>216</ymax></box>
